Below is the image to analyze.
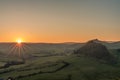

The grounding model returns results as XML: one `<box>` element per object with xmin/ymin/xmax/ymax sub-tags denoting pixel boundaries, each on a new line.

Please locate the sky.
<box><xmin>0</xmin><ymin>0</ymin><xmax>120</xmax><ymax>42</ymax></box>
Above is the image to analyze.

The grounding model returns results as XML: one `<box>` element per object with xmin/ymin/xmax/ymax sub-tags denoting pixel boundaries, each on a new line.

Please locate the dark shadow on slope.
<box><xmin>73</xmin><ymin>40</ymin><xmax>117</xmax><ymax>64</ymax></box>
<box><xmin>14</xmin><ymin>61</ymin><xmax>69</xmax><ymax>80</ymax></box>
<box><xmin>0</xmin><ymin>61</ymin><xmax>25</xmax><ymax>69</ymax></box>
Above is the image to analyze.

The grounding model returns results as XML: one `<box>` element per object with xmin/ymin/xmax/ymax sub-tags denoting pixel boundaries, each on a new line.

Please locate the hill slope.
<box><xmin>74</xmin><ymin>40</ymin><xmax>117</xmax><ymax>63</ymax></box>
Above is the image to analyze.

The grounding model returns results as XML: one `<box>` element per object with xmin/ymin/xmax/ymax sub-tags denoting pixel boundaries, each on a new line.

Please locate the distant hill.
<box><xmin>84</xmin><ymin>39</ymin><xmax>120</xmax><ymax>49</ymax></box>
<box><xmin>0</xmin><ymin>39</ymin><xmax>120</xmax><ymax>56</ymax></box>
<box><xmin>74</xmin><ymin>40</ymin><xmax>117</xmax><ymax>64</ymax></box>
<box><xmin>0</xmin><ymin>42</ymin><xmax>84</xmax><ymax>55</ymax></box>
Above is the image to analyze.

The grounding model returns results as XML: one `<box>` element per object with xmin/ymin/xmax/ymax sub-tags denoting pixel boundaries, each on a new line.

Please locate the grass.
<box><xmin>0</xmin><ymin>48</ymin><xmax>120</xmax><ymax>80</ymax></box>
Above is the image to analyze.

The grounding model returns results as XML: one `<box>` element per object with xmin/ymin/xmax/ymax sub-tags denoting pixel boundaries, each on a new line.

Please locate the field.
<box><xmin>0</xmin><ymin>40</ymin><xmax>120</xmax><ymax>80</ymax></box>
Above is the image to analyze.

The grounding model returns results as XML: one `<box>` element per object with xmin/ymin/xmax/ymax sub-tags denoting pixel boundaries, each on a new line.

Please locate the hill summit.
<box><xmin>74</xmin><ymin>40</ymin><xmax>117</xmax><ymax>63</ymax></box>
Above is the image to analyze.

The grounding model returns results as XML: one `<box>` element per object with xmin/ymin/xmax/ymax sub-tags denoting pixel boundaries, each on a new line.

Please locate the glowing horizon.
<box><xmin>0</xmin><ymin>0</ymin><xmax>120</xmax><ymax>43</ymax></box>
<box><xmin>16</xmin><ymin>38</ymin><xmax>22</xmax><ymax>44</ymax></box>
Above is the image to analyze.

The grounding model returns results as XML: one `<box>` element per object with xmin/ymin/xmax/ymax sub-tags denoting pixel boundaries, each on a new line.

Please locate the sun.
<box><xmin>16</xmin><ymin>39</ymin><xmax>23</xmax><ymax>44</ymax></box>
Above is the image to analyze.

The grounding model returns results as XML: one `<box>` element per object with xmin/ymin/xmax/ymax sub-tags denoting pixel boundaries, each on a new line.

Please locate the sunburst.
<box><xmin>16</xmin><ymin>38</ymin><xmax>23</xmax><ymax>44</ymax></box>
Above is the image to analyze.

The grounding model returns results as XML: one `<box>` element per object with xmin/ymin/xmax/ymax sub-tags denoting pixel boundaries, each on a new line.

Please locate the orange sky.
<box><xmin>0</xmin><ymin>0</ymin><xmax>120</xmax><ymax>43</ymax></box>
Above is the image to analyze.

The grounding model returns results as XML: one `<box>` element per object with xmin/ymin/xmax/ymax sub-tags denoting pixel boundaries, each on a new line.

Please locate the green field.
<box><xmin>0</xmin><ymin>41</ymin><xmax>120</xmax><ymax>80</ymax></box>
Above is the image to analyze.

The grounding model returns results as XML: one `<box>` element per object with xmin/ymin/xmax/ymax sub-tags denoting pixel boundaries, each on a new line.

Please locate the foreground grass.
<box><xmin>1</xmin><ymin>55</ymin><xmax>120</xmax><ymax>80</ymax></box>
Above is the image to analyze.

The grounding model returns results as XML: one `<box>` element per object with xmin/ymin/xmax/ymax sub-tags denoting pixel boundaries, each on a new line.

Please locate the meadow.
<box><xmin>0</xmin><ymin>40</ymin><xmax>120</xmax><ymax>80</ymax></box>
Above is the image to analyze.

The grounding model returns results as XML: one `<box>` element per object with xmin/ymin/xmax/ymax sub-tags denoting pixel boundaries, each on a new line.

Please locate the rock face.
<box><xmin>74</xmin><ymin>40</ymin><xmax>117</xmax><ymax>63</ymax></box>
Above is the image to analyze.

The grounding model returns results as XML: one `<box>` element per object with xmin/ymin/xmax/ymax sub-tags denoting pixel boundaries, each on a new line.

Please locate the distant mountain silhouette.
<box><xmin>84</xmin><ymin>39</ymin><xmax>120</xmax><ymax>49</ymax></box>
<box><xmin>74</xmin><ymin>40</ymin><xmax>117</xmax><ymax>64</ymax></box>
<box><xmin>88</xmin><ymin>39</ymin><xmax>109</xmax><ymax>43</ymax></box>
<box><xmin>90</xmin><ymin>39</ymin><xmax>101</xmax><ymax>42</ymax></box>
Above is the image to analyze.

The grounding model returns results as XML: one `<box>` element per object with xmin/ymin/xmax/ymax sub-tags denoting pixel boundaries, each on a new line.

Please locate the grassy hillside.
<box><xmin>0</xmin><ymin>54</ymin><xmax>120</xmax><ymax>80</ymax></box>
<box><xmin>0</xmin><ymin>41</ymin><xmax>120</xmax><ymax>80</ymax></box>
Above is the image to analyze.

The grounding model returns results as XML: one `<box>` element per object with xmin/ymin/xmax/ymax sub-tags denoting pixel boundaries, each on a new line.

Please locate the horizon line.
<box><xmin>0</xmin><ymin>39</ymin><xmax>120</xmax><ymax>44</ymax></box>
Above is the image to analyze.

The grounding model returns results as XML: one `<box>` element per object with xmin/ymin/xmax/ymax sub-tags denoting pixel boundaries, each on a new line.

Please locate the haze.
<box><xmin>0</xmin><ymin>0</ymin><xmax>120</xmax><ymax>42</ymax></box>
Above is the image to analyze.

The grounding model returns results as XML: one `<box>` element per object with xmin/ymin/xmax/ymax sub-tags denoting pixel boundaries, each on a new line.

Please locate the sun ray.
<box><xmin>6</xmin><ymin>40</ymin><xmax>32</xmax><ymax>62</ymax></box>
<box><xmin>7</xmin><ymin>44</ymin><xmax>18</xmax><ymax>57</ymax></box>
